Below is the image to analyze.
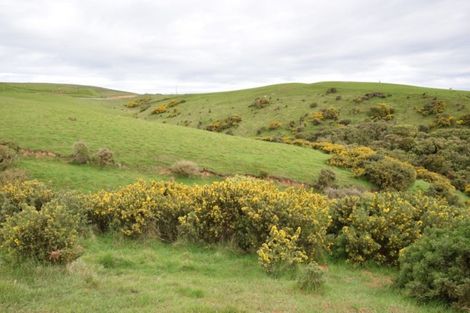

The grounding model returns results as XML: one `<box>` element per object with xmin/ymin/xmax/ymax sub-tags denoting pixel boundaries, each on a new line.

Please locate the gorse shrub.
<box><xmin>71</xmin><ymin>141</ymin><xmax>90</xmax><ymax>164</ymax></box>
<box><xmin>369</xmin><ymin>103</ymin><xmax>394</xmax><ymax>121</ymax></box>
<box><xmin>169</xmin><ymin>160</ymin><xmax>201</xmax><ymax>177</ymax></box>
<box><xmin>250</xmin><ymin>96</ymin><xmax>270</xmax><ymax>109</ymax></box>
<box><xmin>88</xmin><ymin>181</ymin><xmax>193</xmax><ymax>240</ymax></box>
<box><xmin>418</xmin><ymin>100</ymin><xmax>446</xmax><ymax>116</ymax></box>
<box><xmin>312</xmin><ymin>142</ymin><xmax>375</xmax><ymax>170</ymax></box>
<box><xmin>321</xmin><ymin>108</ymin><xmax>339</xmax><ymax>120</ymax></box>
<box><xmin>0</xmin><ymin>168</ymin><xmax>28</xmax><ymax>185</ymax></box>
<box><xmin>206</xmin><ymin>115</ymin><xmax>242</xmax><ymax>132</ymax></box>
<box><xmin>0</xmin><ymin>200</ymin><xmax>82</xmax><ymax>263</ymax></box>
<box><xmin>268</xmin><ymin>120</ymin><xmax>282</xmax><ymax>130</ymax></box>
<box><xmin>363</xmin><ymin>157</ymin><xmax>416</xmax><ymax>191</ymax></box>
<box><xmin>396</xmin><ymin>219</ymin><xmax>470</xmax><ymax>308</ymax></box>
<box><xmin>432</xmin><ymin>113</ymin><xmax>455</xmax><ymax>128</ymax></box>
<box><xmin>151</xmin><ymin>104</ymin><xmax>168</xmax><ymax>115</ymax></box>
<box><xmin>257</xmin><ymin>226</ymin><xmax>307</xmax><ymax>276</ymax></box>
<box><xmin>178</xmin><ymin>177</ymin><xmax>331</xmax><ymax>259</ymax></box>
<box><xmin>126</xmin><ymin>95</ymin><xmax>151</xmax><ymax>108</ymax></box>
<box><xmin>0</xmin><ymin>180</ymin><xmax>54</xmax><ymax>223</ymax></box>
<box><xmin>329</xmin><ymin>192</ymin><xmax>468</xmax><ymax>265</ymax></box>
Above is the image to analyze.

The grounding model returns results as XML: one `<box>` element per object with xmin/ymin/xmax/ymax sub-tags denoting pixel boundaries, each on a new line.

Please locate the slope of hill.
<box><xmin>127</xmin><ymin>81</ymin><xmax>470</xmax><ymax>137</ymax></box>
<box><xmin>0</xmin><ymin>82</ymin><xmax>369</xmax><ymax>190</ymax></box>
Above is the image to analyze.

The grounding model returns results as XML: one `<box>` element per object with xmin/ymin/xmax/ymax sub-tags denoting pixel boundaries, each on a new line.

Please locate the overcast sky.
<box><xmin>0</xmin><ymin>0</ymin><xmax>469</xmax><ymax>93</ymax></box>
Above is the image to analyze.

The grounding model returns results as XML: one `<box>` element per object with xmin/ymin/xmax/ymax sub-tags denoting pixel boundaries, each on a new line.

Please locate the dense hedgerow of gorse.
<box><xmin>1</xmin><ymin>177</ymin><xmax>468</xmax><ymax>304</ymax></box>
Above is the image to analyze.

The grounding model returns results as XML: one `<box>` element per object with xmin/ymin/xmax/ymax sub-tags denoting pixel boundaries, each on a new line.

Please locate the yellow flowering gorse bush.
<box><xmin>88</xmin><ymin>180</ymin><xmax>193</xmax><ymax>240</ymax></box>
<box><xmin>0</xmin><ymin>180</ymin><xmax>54</xmax><ymax>223</ymax></box>
<box><xmin>329</xmin><ymin>192</ymin><xmax>469</xmax><ymax>265</ymax></box>
<box><xmin>178</xmin><ymin>177</ymin><xmax>331</xmax><ymax>259</ymax></box>
<box><xmin>0</xmin><ymin>200</ymin><xmax>82</xmax><ymax>263</ymax></box>
<box><xmin>257</xmin><ymin>226</ymin><xmax>308</xmax><ymax>275</ymax></box>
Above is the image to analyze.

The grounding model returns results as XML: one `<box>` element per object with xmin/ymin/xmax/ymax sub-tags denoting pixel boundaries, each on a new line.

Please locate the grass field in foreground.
<box><xmin>0</xmin><ymin>235</ymin><xmax>458</xmax><ymax>313</ymax></box>
<box><xmin>0</xmin><ymin>83</ymin><xmax>369</xmax><ymax>189</ymax></box>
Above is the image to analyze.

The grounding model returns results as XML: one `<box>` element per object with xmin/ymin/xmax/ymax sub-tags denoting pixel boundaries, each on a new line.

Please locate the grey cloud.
<box><xmin>0</xmin><ymin>0</ymin><xmax>469</xmax><ymax>93</ymax></box>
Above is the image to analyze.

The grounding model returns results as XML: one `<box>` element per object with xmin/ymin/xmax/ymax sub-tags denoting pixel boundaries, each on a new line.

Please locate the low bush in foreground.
<box><xmin>397</xmin><ymin>219</ymin><xmax>470</xmax><ymax>309</ymax></box>
<box><xmin>0</xmin><ymin>200</ymin><xmax>82</xmax><ymax>263</ymax></box>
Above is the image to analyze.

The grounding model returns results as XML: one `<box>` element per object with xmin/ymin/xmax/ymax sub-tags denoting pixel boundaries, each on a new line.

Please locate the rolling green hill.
<box><xmin>126</xmin><ymin>81</ymin><xmax>470</xmax><ymax>137</ymax></box>
<box><xmin>0</xmin><ymin>82</ymin><xmax>369</xmax><ymax>191</ymax></box>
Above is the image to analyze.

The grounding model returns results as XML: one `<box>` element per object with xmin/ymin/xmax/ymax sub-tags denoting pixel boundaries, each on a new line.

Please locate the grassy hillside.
<box><xmin>127</xmin><ymin>81</ymin><xmax>470</xmax><ymax>137</ymax></box>
<box><xmin>0</xmin><ymin>235</ymin><xmax>458</xmax><ymax>313</ymax></box>
<box><xmin>0</xmin><ymin>83</ymin><xmax>368</xmax><ymax>190</ymax></box>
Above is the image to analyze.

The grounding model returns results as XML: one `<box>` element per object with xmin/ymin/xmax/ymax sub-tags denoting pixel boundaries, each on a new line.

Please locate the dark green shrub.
<box><xmin>396</xmin><ymin>219</ymin><xmax>470</xmax><ymax>308</ymax></box>
<box><xmin>93</xmin><ymin>148</ymin><xmax>114</xmax><ymax>167</ymax></box>
<box><xmin>71</xmin><ymin>141</ymin><xmax>90</xmax><ymax>164</ymax></box>
<box><xmin>297</xmin><ymin>262</ymin><xmax>325</xmax><ymax>291</ymax></box>
<box><xmin>363</xmin><ymin>157</ymin><xmax>416</xmax><ymax>191</ymax></box>
<box><xmin>426</xmin><ymin>183</ymin><xmax>460</xmax><ymax>206</ymax></box>
<box><xmin>314</xmin><ymin>169</ymin><xmax>336</xmax><ymax>191</ymax></box>
<box><xmin>0</xmin><ymin>200</ymin><xmax>83</xmax><ymax>263</ymax></box>
<box><xmin>326</xmin><ymin>87</ymin><xmax>337</xmax><ymax>94</ymax></box>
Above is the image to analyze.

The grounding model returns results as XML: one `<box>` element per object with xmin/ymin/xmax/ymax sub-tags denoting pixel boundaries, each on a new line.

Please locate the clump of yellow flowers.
<box><xmin>329</xmin><ymin>192</ymin><xmax>469</xmax><ymax>265</ymax></box>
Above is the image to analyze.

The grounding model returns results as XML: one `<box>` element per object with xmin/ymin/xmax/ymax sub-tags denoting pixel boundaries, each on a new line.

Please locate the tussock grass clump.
<box><xmin>0</xmin><ymin>144</ymin><xmax>17</xmax><ymax>171</ymax></box>
<box><xmin>93</xmin><ymin>148</ymin><xmax>114</xmax><ymax>167</ymax></box>
<box><xmin>169</xmin><ymin>160</ymin><xmax>201</xmax><ymax>177</ymax></box>
<box><xmin>297</xmin><ymin>262</ymin><xmax>325</xmax><ymax>292</ymax></box>
<box><xmin>71</xmin><ymin>141</ymin><xmax>90</xmax><ymax>165</ymax></box>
